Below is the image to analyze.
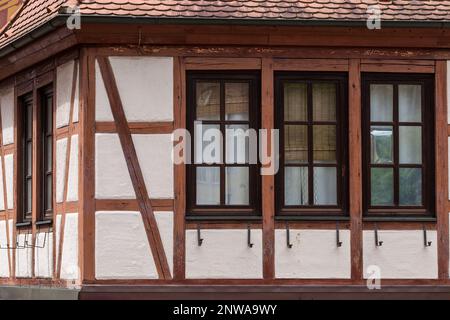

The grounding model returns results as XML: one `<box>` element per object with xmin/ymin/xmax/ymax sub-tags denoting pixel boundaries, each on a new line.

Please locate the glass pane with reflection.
<box><xmin>370</xmin><ymin>84</ymin><xmax>393</xmax><ymax>122</ymax></box>
<box><xmin>285</xmin><ymin>125</ymin><xmax>308</xmax><ymax>164</ymax></box>
<box><xmin>399</xmin><ymin>85</ymin><xmax>422</xmax><ymax>123</ymax></box>
<box><xmin>399</xmin><ymin>168</ymin><xmax>422</xmax><ymax>206</ymax></box>
<box><xmin>371</xmin><ymin>168</ymin><xmax>394</xmax><ymax>206</ymax></box>
<box><xmin>196</xmin><ymin>167</ymin><xmax>220</xmax><ymax>205</ymax></box>
<box><xmin>313</xmin><ymin>83</ymin><xmax>336</xmax><ymax>121</ymax></box>
<box><xmin>225</xmin><ymin>82</ymin><xmax>249</xmax><ymax>121</ymax></box>
<box><xmin>196</xmin><ymin>82</ymin><xmax>220</xmax><ymax>120</ymax></box>
<box><xmin>284</xmin><ymin>83</ymin><xmax>307</xmax><ymax>121</ymax></box>
<box><xmin>285</xmin><ymin>167</ymin><xmax>308</xmax><ymax>205</ymax></box>
<box><xmin>225</xmin><ymin>167</ymin><xmax>249</xmax><ymax>205</ymax></box>
<box><xmin>399</xmin><ymin>126</ymin><xmax>422</xmax><ymax>164</ymax></box>
<box><xmin>313</xmin><ymin>167</ymin><xmax>337</xmax><ymax>205</ymax></box>
<box><xmin>313</xmin><ymin>125</ymin><xmax>336</xmax><ymax>163</ymax></box>
<box><xmin>370</xmin><ymin>126</ymin><xmax>393</xmax><ymax>164</ymax></box>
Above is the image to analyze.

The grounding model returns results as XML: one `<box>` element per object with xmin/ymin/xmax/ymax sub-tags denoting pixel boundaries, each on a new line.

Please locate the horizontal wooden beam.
<box><xmin>95</xmin><ymin>122</ymin><xmax>174</xmax><ymax>134</ymax></box>
<box><xmin>55</xmin><ymin>123</ymin><xmax>80</xmax><ymax>139</ymax></box>
<box><xmin>184</xmin><ymin>57</ymin><xmax>261</xmax><ymax>70</ymax></box>
<box><xmin>273</xmin><ymin>58</ymin><xmax>349</xmax><ymax>71</ymax></box>
<box><xmin>95</xmin><ymin>199</ymin><xmax>174</xmax><ymax>212</ymax></box>
<box><xmin>56</xmin><ymin>201</ymin><xmax>79</xmax><ymax>214</ymax></box>
<box><xmin>361</xmin><ymin>63</ymin><xmax>435</xmax><ymax>73</ymax></box>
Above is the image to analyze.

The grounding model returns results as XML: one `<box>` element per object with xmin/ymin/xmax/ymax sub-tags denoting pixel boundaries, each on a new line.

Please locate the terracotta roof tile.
<box><xmin>3</xmin><ymin>0</ymin><xmax>450</xmax><ymax>50</ymax></box>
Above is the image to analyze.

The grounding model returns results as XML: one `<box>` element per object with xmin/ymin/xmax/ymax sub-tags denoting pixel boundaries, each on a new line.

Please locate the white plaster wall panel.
<box><xmin>55</xmin><ymin>214</ymin><xmax>61</xmax><ymax>271</ymax></box>
<box><xmin>95</xmin><ymin>60</ymin><xmax>114</xmax><ymax>122</ymax></box>
<box><xmin>60</xmin><ymin>213</ymin><xmax>79</xmax><ymax>280</ymax></box>
<box><xmin>95</xmin><ymin>134</ymin><xmax>135</xmax><ymax>199</ymax></box>
<box><xmin>34</xmin><ymin>232</ymin><xmax>53</xmax><ymax>278</ymax></box>
<box><xmin>0</xmin><ymin>220</ymin><xmax>9</xmax><ymax>277</ymax></box>
<box><xmin>66</xmin><ymin>135</ymin><xmax>79</xmax><ymax>202</ymax></box>
<box><xmin>186</xmin><ymin>229</ymin><xmax>263</xmax><ymax>279</ymax></box>
<box><xmin>56</xmin><ymin>138</ymin><xmax>67</xmax><ymax>203</ymax></box>
<box><xmin>155</xmin><ymin>211</ymin><xmax>173</xmax><ymax>275</ymax></box>
<box><xmin>95</xmin><ymin>211</ymin><xmax>157</xmax><ymax>279</ymax></box>
<box><xmin>56</xmin><ymin>60</ymin><xmax>79</xmax><ymax>128</ymax></box>
<box><xmin>132</xmin><ymin>134</ymin><xmax>174</xmax><ymax>199</ymax></box>
<box><xmin>0</xmin><ymin>86</ymin><xmax>14</xmax><ymax>145</ymax></box>
<box><xmin>15</xmin><ymin>233</ymin><xmax>33</xmax><ymax>278</ymax></box>
<box><xmin>4</xmin><ymin>154</ymin><xmax>13</xmax><ymax>209</ymax></box>
<box><xmin>363</xmin><ymin>230</ymin><xmax>438</xmax><ymax>279</ymax></box>
<box><xmin>0</xmin><ymin>159</ymin><xmax>4</xmax><ymax>211</ymax></box>
<box><xmin>275</xmin><ymin>229</ymin><xmax>351</xmax><ymax>279</ymax></box>
<box><xmin>109</xmin><ymin>56</ymin><xmax>174</xmax><ymax>122</ymax></box>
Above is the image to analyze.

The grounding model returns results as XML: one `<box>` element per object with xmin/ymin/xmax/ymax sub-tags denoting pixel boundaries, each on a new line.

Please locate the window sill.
<box><xmin>186</xmin><ymin>215</ymin><xmax>261</xmax><ymax>222</ymax></box>
<box><xmin>275</xmin><ymin>215</ymin><xmax>350</xmax><ymax>222</ymax></box>
<box><xmin>36</xmin><ymin>219</ymin><xmax>53</xmax><ymax>227</ymax></box>
<box><xmin>15</xmin><ymin>221</ymin><xmax>32</xmax><ymax>229</ymax></box>
<box><xmin>363</xmin><ymin>216</ymin><xmax>437</xmax><ymax>222</ymax></box>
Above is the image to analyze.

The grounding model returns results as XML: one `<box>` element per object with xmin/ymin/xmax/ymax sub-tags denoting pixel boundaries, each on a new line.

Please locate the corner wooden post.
<box><xmin>349</xmin><ymin>59</ymin><xmax>363</xmax><ymax>281</ymax></box>
<box><xmin>435</xmin><ymin>60</ymin><xmax>449</xmax><ymax>280</ymax></box>
<box><xmin>79</xmin><ymin>47</ymin><xmax>96</xmax><ymax>282</ymax></box>
<box><xmin>261</xmin><ymin>58</ymin><xmax>275</xmax><ymax>279</ymax></box>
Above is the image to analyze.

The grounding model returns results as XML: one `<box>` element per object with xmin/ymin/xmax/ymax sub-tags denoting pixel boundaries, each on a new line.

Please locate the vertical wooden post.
<box><xmin>435</xmin><ymin>60</ymin><xmax>449</xmax><ymax>280</ymax></box>
<box><xmin>261</xmin><ymin>58</ymin><xmax>275</xmax><ymax>279</ymax></box>
<box><xmin>173</xmin><ymin>56</ymin><xmax>186</xmax><ymax>280</ymax></box>
<box><xmin>79</xmin><ymin>47</ymin><xmax>96</xmax><ymax>282</ymax></box>
<box><xmin>348</xmin><ymin>59</ymin><xmax>363</xmax><ymax>282</ymax></box>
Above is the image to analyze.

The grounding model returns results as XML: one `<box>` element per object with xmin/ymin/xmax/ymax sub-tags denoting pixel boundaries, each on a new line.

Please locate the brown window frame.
<box><xmin>18</xmin><ymin>93</ymin><xmax>33</xmax><ymax>224</ymax></box>
<box><xmin>275</xmin><ymin>72</ymin><xmax>349</xmax><ymax>218</ymax></box>
<box><xmin>362</xmin><ymin>73</ymin><xmax>435</xmax><ymax>218</ymax></box>
<box><xmin>186</xmin><ymin>71</ymin><xmax>261</xmax><ymax>219</ymax></box>
<box><xmin>17</xmin><ymin>85</ymin><xmax>54</xmax><ymax>225</ymax></box>
<box><xmin>39</xmin><ymin>86</ymin><xmax>54</xmax><ymax>222</ymax></box>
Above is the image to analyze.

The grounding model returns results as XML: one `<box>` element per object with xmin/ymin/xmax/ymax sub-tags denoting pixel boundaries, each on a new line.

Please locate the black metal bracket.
<box><xmin>247</xmin><ymin>225</ymin><xmax>254</xmax><ymax>248</ymax></box>
<box><xmin>286</xmin><ymin>223</ymin><xmax>293</xmax><ymax>248</ymax></box>
<box><xmin>374</xmin><ymin>224</ymin><xmax>383</xmax><ymax>247</ymax></box>
<box><xmin>423</xmin><ymin>225</ymin><xmax>432</xmax><ymax>247</ymax></box>
<box><xmin>336</xmin><ymin>222</ymin><xmax>343</xmax><ymax>247</ymax></box>
<box><xmin>197</xmin><ymin>224</ymin><xmax>203</xmax><ymax>246</ymax></box>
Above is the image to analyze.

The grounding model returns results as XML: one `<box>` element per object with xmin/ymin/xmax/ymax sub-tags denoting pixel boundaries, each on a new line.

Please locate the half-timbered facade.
<box><xmin>1</xmin><ymin>0</ymin><xmax>450</xmax><ymax>299</ymax></box>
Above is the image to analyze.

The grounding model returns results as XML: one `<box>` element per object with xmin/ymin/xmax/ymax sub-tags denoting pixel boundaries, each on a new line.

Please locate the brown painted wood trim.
<box><xmin>97</xmin><ymin>56</ymin><xmax>172</xmax><ymax>280</ymax></box>
<box><xmin>12</xmin><ymin>83</ymin><xmax>18</xmax><ymax>279</ymax></box>
<box><xmin>361</xmin><ymin>59</ymin><xmax>435</xmax><ymax>66</ymax></box>
<box><xmin>0</xmin><ymin>98</ymin><xmax>12</xmax><ymax>277</ymax></box>
<box><xmin>349</xmin><ymin>59</ymin><xmax>363</xmax><ymax>282</ymax></box>
<box><xmin>82</xmin><ymin>278</ymin><xmax>450</xmax><ymax>286</ymax></box>
<box><xmin>273</xmin><ymin>58</ymin><xmax>349</xmax><ymax>71</ymax></box>
<box><xmin>435</xmin><ymin>61</ymin><xmax>449</xmax><ymax>280</ymax></box>
<box><xmin>261</xmin><ymin>58</ymin><xmax>275</xmax><ymax>279</ymax></box>
<box><xmin>95</xmin><ymin>121</ymin><xmax>174</xmax><ymax>134</ymax></box>
<box><xmin>3</xmin><ymin>144</ymin><xmax>14</xmax><ymax>155</ymax></box>
<box><xmin>173</xmin><ymin>56</ymin><xmax>186</xmax><ymax>280</ymax></box>
<box><xmin>52</xmin><ymin>72</ymin><xmax>58</xmax><ymax>280</ymax></box>
<box><xmin>275</xmin><ymin>221</ymin><xmax>350</xmax><ymax>230</ymax></box>
<box><xmin>363</xmin><ymin>222</ymin><xmax>436</xmax><ymax>230</ymax></box>
<box><xmin>55</xmin><ymin>123</ymin><xmax>79</xmax><ymax>139</ymax></box>
<box><xmin>184</xmin><ymin>57</ymin><xmax>261</xmax><ymax>70</ymax></box>
<box><xmin>360</xmin><ymin>63</ymin><xmax>435</xmax><ymax>73</ymax></box>
<box><xmin>56</xmin><ymin>201</ymin><xmax>79</xmax><ymax>214</ymax></box>
<box><xmin>80</xmin><ymin>48</ymin><xmax>96</xmax><ymax>282</ymax></box>
<box><xmin>90</xmin><ymin>45</ymin><xmax>450</xmax><ymax>61</ymax></box>
<box><xmin>30</xmin><ymin>84</ymin><xmax>39</xmax><ymax>279</ymax></box>
<box><xmin>56</xmin><ymin>60</ymin><xmax>78</xmax><ymax>279</ymax></box>
<box><xmin>95</xmin><ymin>199</ymin><xmax>173</xmax><ymax>212</ymax></box>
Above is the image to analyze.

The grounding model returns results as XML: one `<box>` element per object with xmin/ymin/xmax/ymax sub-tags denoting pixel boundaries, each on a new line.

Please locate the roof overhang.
<box><xmin>2</xmin><ymin>13</ymin><xmax>450</xmax><ymax>58</ymax></box>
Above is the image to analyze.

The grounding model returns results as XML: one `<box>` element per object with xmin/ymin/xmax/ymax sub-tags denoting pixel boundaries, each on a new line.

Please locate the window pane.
<box><xmin>313</xmin><ymin>125</ymin><xmax>336</xmax><ymax>163</ymax></box>
<box><xmin>225</xmin><ymin>82</ymin><xmax>249</xmax><ymax>121</ymax></box>
<box><xmin>26</xmin><ymin>142</ymin><xmax>32</xmax><ymax>175</ymax></box>
<box><xmin>399</xmin><ymin>126</ymin><xmax>422</xmax><ymax>164</ymax></box>
<box><xmin>45</xmin><ymin>174</ymin><xmax>53</xmax><ymax>211</ymax></box>
<box><xmin>370</xmin><ymin>126</ymin><xmax>393</xmax><ymax>164</ymax></box>
<box><xmin>46</xmin><ymin>136</ymin><xmax>53</xmax><ymax>170</ymax></box>
<box><xmin>225</xmin><ymin>167</ymin><xmax>249</xmax><ymax>205</ymax></box>
<box><xmin>46</xmin><ymin>98</ymin><xmax>53</xmax><ymax>132</ymax></box>
<box><xmin>371</xmin><ymin>168</ymin><xmax>394</xmax><ymax>206</ymax></box>
<box><xmin>370</xmin><ymin>84</ymin><xmax>393</xmax><ymax>122</ymax></box>
<box><xmin>399</xmin><ymin>168</ymin><xmax>422</xmax><ymax>206</ymax></box>
<box><xmin>194</xmin><ymin>123</ymin><xmax>222</xmax><ymax>164</ymax></box>
<box><xmin>196</xmin><ymin>167</ymin><xmax>220</xmax><ymax>205</ymax></box>
<box><xmin>26</xmin><ymin>105</ymin><xmax>33</xmax><ymax>139</ymax></box>
<box><xmin>225</xmin><ymin>124</ymin><xmax>250</xmax><ymax>164</ymax></box>
<box><xmin>399</xmin><ymin>85</ymin><xmax>422</xmax><ymax>122</ymax></box>
<box><xmin>284</xmin><ymin>83</ymin><xmax>307</xmax><ymax>121</ymax></box>
<box><xmin>285</xmin><ymin>125</ymin><xmax>308</xmax><ymax>164</ymax></box>
<box><xmin>26</xmin><ymin>179</ymin><xmax>32</xmax><ymax>213</ymax></box>
<box><xmin>313</xmin><ymin>83</ymin><xmax>336</xmax><ymax>121</ymax></box>
<box><xmin>196</xmin><ymin>82</ymin><xmax>220</xmax><ymax>120</ymax></box>
<box><xmin>313</xmin><ymin>167</ymin><xmax>337</xmax><ymax>205</ymax></box>
<box><xmin>285</xmin><ymin>167</ymin><xmax>308</xmax><ymax>205</ymax></box>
